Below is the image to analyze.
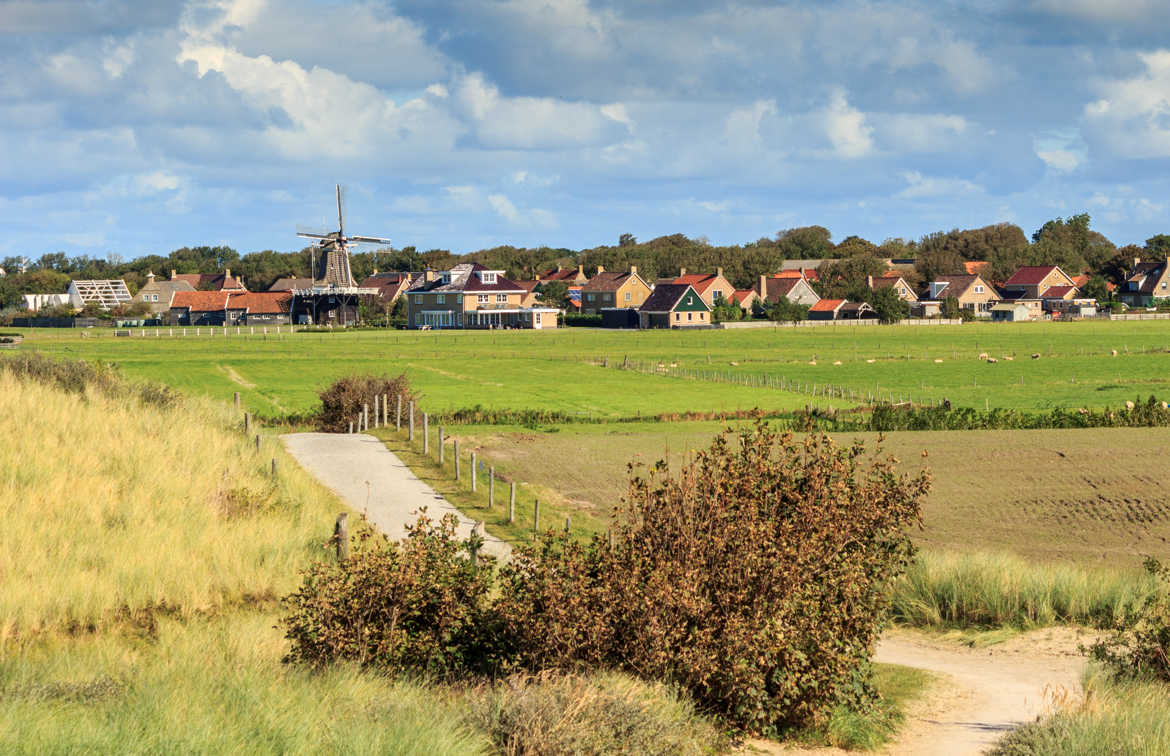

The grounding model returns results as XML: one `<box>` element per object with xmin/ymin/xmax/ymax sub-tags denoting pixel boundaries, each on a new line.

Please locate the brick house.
<box><xmin>1001</xmin><ymin>265</ymin><xmax>1077</xmax><ymax>299</ymax></box>
<box><xmin>755</xmin><ymin>274</ymin><xmax>820</xmax><ymax>307</ymax></box>
<box><xmin>808</xmin><ymin>298</ymin><xmax>847</xmax><ymax>320</ymax></box>
<box><xmin>668</xmin><ymin>267</ymin><xmax>736</xmax><ymax>307</ymax></box>
<box><xmin>919</xmin><ymin>274</ymin><xmax>997</xmax><ymax>317</ymax></box>
<box><xmin>638</xmin><ymin>283</ymin><xmax>711</xmax><ymax>328</ymax></box>
<box><xmin>132</xmin><ymin>271</ymin><xmax>195</xmax><ymax>315</ymax></box>
<box><xmin>170</xmin><ymin>290</ymin><xmax>292</xmax><ymax>325</ymax></box>
<box><xmin>579</xmin><ymin>266</ymin><xmax>652</xmax><ymax>314</ymax></box>
<box><xmin>170</xmin><ymin>268</ymin><xmax>248</xmax><ymax>292</ymax></box>
<box><xmin>867</xmin><ymin>274</ymin><xmax>918</xmax><ymax>302</ymax></box>
<box><xmin>404</xmin><ymin>263</ymin><xmax>559</xmax><ymax>329</ymax></box>
<box><xmin>1119</xmin><ymin>257</ymin><xmax>1170</xmax><ymax>307</ymax></box>
<box><xmin>169</xmin><ymin>291</ymin><xmax>231</xmax><ymax>325</ymax></box>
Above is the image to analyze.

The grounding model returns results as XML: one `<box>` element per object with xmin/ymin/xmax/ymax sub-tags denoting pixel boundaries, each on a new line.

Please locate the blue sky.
<box><xmin>4</xmin><ymin>0</ymin><xmax>1170</xmax><ymax>259</ymax></box>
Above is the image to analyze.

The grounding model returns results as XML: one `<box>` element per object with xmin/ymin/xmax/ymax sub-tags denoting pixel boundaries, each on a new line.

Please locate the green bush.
<box><xmin>1088</xmin><ymin>558</ymin><xmax>1170</xmax><ymax>682</ymax></box>
<box><xmin>563</xmin><ymin>313</ymin><xmax>602</xmax><ymax>327</ymax></box>
<box><xmin>281</xmin><ymin>512</ymin><xmax>497</xmax><ymax>676</ymax></box>
<box><xmin>316</xmin><ymin>372</ymin><xmax>415</xmax><ymax>432</ymax></box>
<box><xmin>0</xmin><ymin>353</ymin><xmax>178</xmax><ymax>409</ymax></box>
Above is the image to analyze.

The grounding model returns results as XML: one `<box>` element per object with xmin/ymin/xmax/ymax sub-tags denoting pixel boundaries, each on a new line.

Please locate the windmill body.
<box><xmin>291</xmin><ymin>185</ymin><xmax>387</xmax><ymax>325</ymax></box>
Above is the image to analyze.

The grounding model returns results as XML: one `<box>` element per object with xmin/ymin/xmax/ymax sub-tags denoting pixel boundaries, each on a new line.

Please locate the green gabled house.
<box><xmin>638</xmin><ymin>283</ymin><xmax>711</xmax><ymax>328</ymax></box>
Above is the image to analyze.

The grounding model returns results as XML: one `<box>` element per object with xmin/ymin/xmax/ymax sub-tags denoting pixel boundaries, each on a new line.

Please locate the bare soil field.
<box><xmin>452</xmin><ymin>422</ymin><xmax>1170</xmax><ymax>566</ymax></box>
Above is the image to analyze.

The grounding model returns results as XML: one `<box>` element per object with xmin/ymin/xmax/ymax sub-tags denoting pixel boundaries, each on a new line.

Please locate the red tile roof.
<box><xmin>809</xmin><ymin>298</ymin><xmax>845</xmax><ymax>312</ymax></box>
<box><xmin>671</xmin><ymin>273</ymin><xmax>729</xmax><ymax>294</ymax></box>
<box><xmin>731</xmin><ymin>290</ymin><xmax>757</xmax><ymax>305</ymax></box>
<box><xmin>514</xmin><ymin>280</ymin><xmax>541</xmax><ymax>292</ymax></box>
<box><xmin>1005</xmin><ymin>265</ymin><xmax>1060</xmax><ymax>286</ymax></box>
<box><xmin>171</xmin><ymin>290</ymin><xmax>231</xmax><ymax>311</ymax></box>
<box><xmin>1041</xmin><ymin>285</ymin><xmax>1076</xmax><ymax>299</ymax></box>
<box><xmin>226</xmin><ymin>292</ymin><xmax>292</xmax><ymax>314</ymax></box>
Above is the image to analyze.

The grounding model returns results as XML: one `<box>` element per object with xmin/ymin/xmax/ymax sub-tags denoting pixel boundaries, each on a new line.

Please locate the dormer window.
<box><xmin>440</xmin><ymin>272</ymin><xmax>451</xmax><ymax>284</ymax></box>
<box><xmin>480</xmin><ymin>271</ymin><xmax>498</xmax><ymax>284</ymax></box>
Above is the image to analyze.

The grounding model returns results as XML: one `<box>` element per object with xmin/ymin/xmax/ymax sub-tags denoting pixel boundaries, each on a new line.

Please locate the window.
<box><xmin>587</xmin><ymin>293</ymin><xmax>595</xmax><ymax>302</ymax></box>
<box><xmin>974</xmin><ymin>285</ymin><xmax>985</xmax><ymax>294</ymax></box>
<box><xmin>477</xmin><ymin>294</ymin><xmax>489</xmax><ymax>304</ymax></box>
<box><xmin>686</xmin><ymin>296</ymin><xmax>694</xmax><ymax>305</ymax></box>
<box><xmin>624</xmin><ymin>291</ymin><xmax>631</xmax><ymax>301</ymax></box>
<box><xmin>496</xmin><ymin>293</ymin><xmax>507</xmax><ymax>303</ymax></box>
<box><xmin>687</xmin><ymin>312</ymin><xmax>693</xmax><ymax>321</ymax></box>
<box><xmin>456</xmin><ymin>295</ymin><xmax>463</xmax><ymax>304</ymax></box>
<box><xmin>675</xmin><ymin>312</ymin><xmax>681</xmax><ymax>321</ymax></box>
<box><xmin>480</xmin><ymin>271</ymin><xmax>497</xmax><ymax>284</ymax></box>
<box><xmin>711</xmin><ymin>289</ymin><xmax>722</xmax><ymax>301</ymax></box>
<box><xmin>436</xmin><ymin>294</ymin><xmax>445</xmax><ymax>304</ymax></box>
<box><xmin>413</xmin><ymin>295</ymin><xmax>422</xmax><ymax>304</ymax></box>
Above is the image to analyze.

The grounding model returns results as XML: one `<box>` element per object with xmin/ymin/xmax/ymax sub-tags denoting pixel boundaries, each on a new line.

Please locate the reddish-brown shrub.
<box><xmin>316</xmin><ymin>372</ymin><xmax>414</xmax><ymax>432</ymax></box>
<box><xmin>494</xmin><ymin>423</ymin><xmax>929</xmax><ymax>735</ymax></box>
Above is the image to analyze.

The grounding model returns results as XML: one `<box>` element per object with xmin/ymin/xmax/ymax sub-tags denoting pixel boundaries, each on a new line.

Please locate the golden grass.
<box><xmin>0</xmin><ymin>370</ymin><xmax>337</xmax><ymax>643</ymax></box>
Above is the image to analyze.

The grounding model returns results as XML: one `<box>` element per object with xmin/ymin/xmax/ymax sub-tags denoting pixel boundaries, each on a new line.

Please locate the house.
<box><xmin>268</xmin><ymin>277</ymin><xmax>314</xmax><ymax>292</ymax></box>
<box><xmin>730</xmin><ymin>290</ymin><xmax>760</xmax><ymax>312</ymax></box>
<box><xmin>357</xmin><ymin>271</ymin><xmax>418</xmax><ymax>308</ymax></box>
<box><xmin>22</xmin><ymin>293</ymin><xmax>71</xmax><ymax>312</ymax></box>
<box><xmin>132</xmin><ymin>271</ymin><xmax>195</xmax><ymax>315</ymax></box>
<box><xmin>867</xmin><ymin>274</ymin><xmax>918</xmax><ymax>302</ymax></box>
<box><xmin>990</xmin><ymin>303</ymin><xmax>1031</xmax><ymax>322</ymax></box>
<box><xmin>170</xmin><ymin>268</ymin><xmax>248</xmax><ymax>292</ymax></box>
<box><xmin>1001</xmin><ymin>265</ymin><xmax>1077</xmax><ymax>299</ymax></box>
<box><xmin>514</xmin><ymin>280</ymin><xmax>542</xmax><ymax>307</ymax></box>
<box><xmin>225</xmin><ymin>292</ymin><xmax>293</xmax><ymax>324</ymax></box>
<box><xmin>537</xmin><ymin>264</ymin><xmax>589</xmax><ymax>285</ymax></box>
<box><xmin>579</xmin><ymin>266</ymin><xmax>652</xmax><ymax>314</ymax></box>
<box><xmin>839</xmin><ymin>301</ymin><xmax>877</xmax><ymax>319</ymax></box>
<box><xmin>808</xmin><ymin>299</ymin><xmax>847</xmax><ymax>320</ymax></box>
<box><xmin>668</xmin><ymin>268</ymin><xmax>736</xmax><ymax>307</ymax></box>
<box><xmin>1119</xmin><ymin>256</ymin><xmax>1170</xmax><ymax>307</ymax></box>
<box><xmin>919</xmin><ymin>274</ymin><xmax>997</xmax><ymax>317</ymax></box>
<box><xmin>169</xmin><ymin>290</ymin><xmax>232</xmax><ymax>325</ymax></box>
<box><xmin>755</xmin><ymin>274</ymin><xmax>820</xmax><ymax>307</ymax></box>
<box><xmin>638</xmin><ymin>284</ymin><xmax>710</xmax><ymax>328</ymax></box>
<box><xmin>404</xmin><ymin>263</ymin><xmax>559</xmax><ymax>329</ymax></box>
<box><xmin>566</xmin><ymin>286</ymin><xmax>582</xmax><ymax>311</ymax></box>
<box><xmin>67</xmin><ymin>280</ymin><xmax>132</xmax><ymax>311</ymax></box>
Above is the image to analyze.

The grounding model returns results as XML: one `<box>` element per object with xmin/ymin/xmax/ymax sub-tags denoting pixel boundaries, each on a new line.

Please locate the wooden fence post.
<box><xmin>533</xmin><ymin>499</ymin><xmax>540</xmax><ymax>538</ymax></box>
<box><xmin>454</xmin><ymin>440</ymin><xmax>460</xmax><ymax>481</ymax></box>
<box><xmin>565</xmin><ymin>516</ymin><xmax>571</xmax><ymax>534</ymax></box>
<box><xmin>363</xmin><ymin>403</ymin><xmax>369</xmax><ymax>432</ymax></box>
<box><xmin>254</xmin><ymin>435</ymin><xmax>261</xmax><ymax>451</ymax></box>
<box><xmin>423</xmin><ymin>413</ymin><xmax>429</xmax><ymax>455</ymax></box>
<box><xmin>244</xmin><ymin>412</ymin><xmax>250</xmax><ymax>433</ymax></box>
<box><xmin>509</xmin><ymin>482</ymin><xmax>516</xmax><ymax>523</ymax></box>
<box><xmin>470</xmin><ymin>452</ymin><xmax>477</xmax><ymax>492</ymax></box>
<box><xmin>334</xmin><ymin>513</ymin><xmax>350</xmax><ymax>561</ymax></box>
<box><xmin>438</xmin><ymin>428</ymin><xmax>445</xmax><ymax>464</ymax></box>
<box><xmin>234</xmin><ymin>391</ymin><xmax>240</xmax><ymax>409</ymax></box>
<box><xmin>396</xmin><ymin>395</ymin><xmax>402</xmax><ymax>431</ymax></box>
<box><xmin>271</xmin><ymin>457</ymin><xmax>277</xmax><ymax>477</ymax></box>
<box><xmin>373</xmin><ymin>395</ymin><xmax>379</xmax><ymax>428</ymax></box>
<box><xmin>488</xmin><ymin>467</ymin><xmax>494</xmax><ymax>508</ymax></box>
<box><xmin>382</xmin><ymin>394</ymin><xmax>388</xmax><ymax>427</ymax></box>
<box><xmin>408</xmin><ymin>401</ymin><xmax>415</xmax><ymax>442</ymax></box>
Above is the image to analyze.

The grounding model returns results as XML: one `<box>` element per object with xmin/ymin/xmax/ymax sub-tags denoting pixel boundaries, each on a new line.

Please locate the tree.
<box><xmin>776</xmin><ymin>226</ymin><xmax>834</xmax><ymax>259</ymax></box>
<box><xmin>769</xmin><ymin>297</ymin><xmax>809</xmax><ymax>323</ymax></box>
<box><xmin>815</xmin><ymin>252</ymin><xmax>887</xmax><ymax>300</ymax></box>
<box><xmin>915</xmin><ymin>247</ymin><xmax>967</xmax><ymax>283</ymax></box>
<box><xmin>1145</xmin><ymin>234</ymin><xmax>1170</xmax><ymax>258</ymax></box>
<box><xmin>941</xmin><ymin>296</ymin><xmax>960</xmax><ymax>319</ymax></box>
<box><xmin>537</xmin><ymin>280</ymin><xmax>569</xmax><ymax>308</ymax></box>
<box><xmin>710</xmin><ymin>294</ymin><xmax>744</xmax><ymax>323</ymax></box>
<box><xmin>618</xmin><ymin>233</ymin><xmax>637</xmax><ymax>247</ymax></box>
<box><xmin>1081</xmin><ymin>275</ymin><xmax>1110</xmax><ymax>302</ymax></box>
<box><xmin>867</xmin><ymin>287</ymin><xmax>910</xmax><ymax>324</ymax></box>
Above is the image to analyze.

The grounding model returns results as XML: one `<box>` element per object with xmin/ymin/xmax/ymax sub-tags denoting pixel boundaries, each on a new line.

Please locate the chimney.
<box><xmin>425</xmin><ymin>269</ymin><xmax>437</xmax><ymax>282</ymax></box>
<box><xmin>577</xmin><ymin>264</ymin><xmax>583</xmax><ymax>277</ymax></box>
<box><xmin>224</xmin><ymin>268</ymin><xmax>231</xmax><ymax>280</ymax></box>
<box><xmin>680</xmin><ymin>267</ymin><xmax>687</xmax><ymax>276</ymax></box>
<box><xmin>758</xmin><ymin>275</ymin><xmax>767</xmax><ymax>296</ymax></box>
<box><xmin>1135</xmin><ymin>257</ymin><xmax>1142</xmax><ymax>269</ymax></box>
<box><xmin>146</xmin><ymin>271</ymin><xmax>155</xmax><ymax>283</ymax></box>
<box><xmin>170</xmin><ymin>269</ymin><xmax>177</xmax><ymax>280</ymax></box>
<box><xmin>373</xmin><ymin>268</ymin><xmax>378</xmax><ymax>275</ymax></box>
<box><xmin>629</xmin><ymin>265</ymin><xmax>637</xmax><ymax>276</ymax></box>
<box><xmin>716</xmin><ymin>267</ymin><xmax>723</xmax><ymax>279</ymax></box>
<box><xmin>596</xmin><ymin>265</ymin><xmax>605</xmax><ymax>274</ymax></box>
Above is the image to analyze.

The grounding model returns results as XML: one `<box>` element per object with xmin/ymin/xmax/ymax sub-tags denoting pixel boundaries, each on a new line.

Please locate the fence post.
<box><xmin>488</xmin><ymin>467</ymin><xmax>495</xmax><ymax>508</ymax></box>
<box><xmin>471</xmin><ymin>452</ymin><xmax>477</xmax><ymax>492</ymax></box>
<box><xmin>438</xmin><ymin>427</ymin><xmax>445</xmax><ymax>464</ymax></box>
<box><xmin>396</xmin><ymin>395</ymin><xmax>402</xmax><ymax>431</ymax></box>
<box><xmin>234</xmin><ymin>391</ymin><xmax>240</xmax><ymax>409</ymax></box>
<box><xmin>244</xmin><ymin>412</ymin><xmax>250</xmax><ymax>433</ymax></box>
<box><xmin>254</xmin><ymin>435</ymin><xmax>261</xmax><ymax>452</ymax></box>
<box><xmin>423</xmin><ymin>413</ymin><xmax>429</xmax><ymax>455</ymax></box>
<box><xmin>565</xmin><ymin>516</ymin><xmax>571</xmax><ymax>534</ymax></box>
<box><xmin>533</xmin><ymin>499</ymin><xmax>540</xmax><ymax>538</ymax></box>
<box><xmin>334</xmin><ymin>513</ymin><xmax>350</xmax><ymax>561</ymax></box>
<box><xmin>454</xmin><ymin>440</ymin><xmax>461</xmax><ymax>481</ymax></box>
<box><xmin>271</xmin><ymin>457</ymin><xmax>277</xmax><ymax>477</ymax></box>
<box><xmin>382</xmin><ymin>394</ymin><xmax>388</xmax><ymax>427</ymax></box>
<box><xmin>363</xmin><ymin>403</ymin><xmax>369</xmax><ymax>432</ymax></box>
<box><xmin>373</xmin><ymin>395</ymin><xmax>379</xmax><ymax>428</ymax></box>
<box><xmin>349</xmin><ymin>420</ymin><xmax>354</xmax><ymax>434</ymax></box>
<box><xmin>408</xmin><ymin>401</ymin><xmax>415</xmax><ymax>442</ymax></box>
<box><xmin>509</xmin><ymin>482</ymin><xmax>516</xmax><ymax>523</ymax></box>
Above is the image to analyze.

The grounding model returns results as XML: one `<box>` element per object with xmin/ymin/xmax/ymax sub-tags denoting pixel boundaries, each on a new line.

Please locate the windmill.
<box><xmin>297</xmin><ymin>185</ymin><xmax>390</xmax><ymax>288</ymax></box>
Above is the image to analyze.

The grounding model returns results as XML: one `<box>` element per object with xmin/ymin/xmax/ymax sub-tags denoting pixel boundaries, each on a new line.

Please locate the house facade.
<box><xmin>921</xmin><ymin>274</ymin><xmax>997</xmax><ymax>317</ymax></box>
<box><xmin>133</xmin><ymin>272</ymin><xmax>195</xmax><ymax>315</ymax></box>
<box><xmin>405</xmin><ymin>263</ymin><xmax>559</xmax><ymax>329</ymax></box>
<box><xmin>579</xmin><ymin>266</ymin><xmax>652</xmax><ymax>314</ymax></box>
<box><xmin>808</xmin><ymin>299</ymin><xmax>847</xmax><ymax>320</ymax></box>
<box><xmin>669</xmin><ymin>268</ymin><xmax>736</xmax><ymax>307</ymax></box>
<box><xmin>1001</xmin><ymin>265</ymin><xmax>1076</xmax><ymax>299</ymax></box>
<box><xmin>638</xmin><ymin>283</ymin><xmax>710</xmax><ymax>328</ymax></box>
<box><xmin>1119</xmin><ymin>257</ymin><xmax>1170</xmax><ymax>307</ymax></box>
<box><xmin>868</xmin><ymin>275</ymin><xmax>918</xmax><ymax>302</ymax></box>
<box><xmin>755</xmin><ymin>275</ymin><xmax>820</xmax><ymax>306</ymax></box>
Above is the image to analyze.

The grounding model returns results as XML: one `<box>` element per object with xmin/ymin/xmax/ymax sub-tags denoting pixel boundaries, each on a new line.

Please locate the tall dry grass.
<box><xmin>893</xmin><ymin>550</ymin><xmax>1160</xmax><ymax>629</ymax></box>
<box><xmin>0</xmin><ymin>369</ymin><xmax>336</xmax><ymax>643</ymax></box>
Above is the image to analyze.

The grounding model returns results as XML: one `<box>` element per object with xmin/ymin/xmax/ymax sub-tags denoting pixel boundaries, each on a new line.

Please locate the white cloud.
<box><xmin>897</xmin><ymin>171</ymin><xmax>982</xmax><ymax>199</ymax></box>
<box><xmin>877</xmin><ymin>113</ymin><xmax>968</xmax><ymax>152</ymax></box>
<box><xmin>823</xmin><ymin>88</ymin><xmax>872</xmax><ymax>159</ymax></box>
<box><xmin>1084</xmin><ymin>51</ymin><xmax>1170</xmax><ymax>158</ymax></box>
<box><xmin>724</xmin><ymin>99</ymin><xmax>777</xmax><ymax>151</ymax></box>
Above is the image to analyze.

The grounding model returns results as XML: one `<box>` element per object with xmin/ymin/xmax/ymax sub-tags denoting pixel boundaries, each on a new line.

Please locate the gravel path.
<box><xmin>281</xmin><ymin>432</ymin><xmax>511</xmax><ymax>559</ymax></box>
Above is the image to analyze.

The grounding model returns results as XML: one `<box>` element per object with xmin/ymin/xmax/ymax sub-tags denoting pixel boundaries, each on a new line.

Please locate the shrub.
<box><xmin>316</xmin><ymin>372</ymin><xmax>415</xmax><ymax>432</ymax></box>
<box><xmin>0</xmin><ymin>352</ymin><xmax>178</xmax><ymax>409</ymax></box>
<box><xmin>1087</xmin><ymin>557</ymin><xmax>1170</xmax><ymax>682</ymax></box>
<box><xmin>494</xmin><ymin>423</ymin><xmax>929</xmax><ymax>735</ymax></box>
<box><xmin>563</xmin><ymin>313</ymin><xmax>602</xmax><ymax>327</ymax></box>
<box><xmin>464</xmin><ymin>671</ymin><xmax>729</xmax><ymax>756</ymax></box>
<box><xmin>280</xmin><ymin>512</ymin><xmax>497</xmax><ymax>676</ymax></box>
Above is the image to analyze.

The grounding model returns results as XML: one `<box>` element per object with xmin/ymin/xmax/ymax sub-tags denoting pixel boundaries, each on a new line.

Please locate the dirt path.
<box><xmin>281</xmin><ymin>432</ymin><xmax>511</xmax><ymax>559</ymax></box>
<box><xmin>763</xmin><ymin>627</ymin><xmax>1089</xmax><ymax>756</ymax></box>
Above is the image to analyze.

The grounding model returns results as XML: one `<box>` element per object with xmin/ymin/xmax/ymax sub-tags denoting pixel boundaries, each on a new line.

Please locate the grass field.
<box><xmin>14</xmin><ymin>319</ymin><xmax>1170</xmax><ymax>417</ymax></box>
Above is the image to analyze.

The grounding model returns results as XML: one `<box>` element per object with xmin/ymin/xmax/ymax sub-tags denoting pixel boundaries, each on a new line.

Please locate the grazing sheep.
<box><xmin>1031</xmin><ymin>353</ymin><xmax>1041</xmax><ymax>359</ymax></box>
<box><xmin>833</xmin><ymin>360</ymin><xmax>842</xmax><ymax>366</ymax></box>
<box><xmin>1111</xmin><ymin>349</ymin><xmax>1118</xmax><ymax>356</ymax></box>
<box><xmin>1126</xmin><ymin>400</ymin><xmax>1136</xmax><ymax>410</ymax></box>
<box><xmin>934</xmin><ymin>359</ymin><xmax>943</xmax><ymax>363</ymax></box>
<box><xmin>978</xmin><ymin>352</ymin><xmax>989</xmax><ymax>360</ymax></box>
<box><xmin>987</xmin><ymin>357</ymin><xmax>998</xmax><ymax>364</ymax></box>
<box><xmin>866</xmin><ymin>358</ymin><xmax>876</xmax><ymax>364</ymax></box>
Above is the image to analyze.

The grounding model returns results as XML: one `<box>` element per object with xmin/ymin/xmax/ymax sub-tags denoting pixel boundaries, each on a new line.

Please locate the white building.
<box><xmin>23</xmin><ymin>293</ymin><xmax>72</xmax><ymax>312</ymax></box>
<box><xmin>67</xmin><ymin>280</ymin><xmax>132</xmax><ymax>311</ymax></box>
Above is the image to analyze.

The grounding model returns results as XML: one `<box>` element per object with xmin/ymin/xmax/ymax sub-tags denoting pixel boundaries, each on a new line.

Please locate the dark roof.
<box><xmin>639</xmin><ymin>283</ymin><xmax>707</xmax><ymax>312</ymax></box>
<box><xmin>1042</xmin><ymin>285</ymin><xmax>1076</xmax><ymax>299</ymax></box>
<box><xmin>1125</xmin><ymin>260</ymin><xmax>1168</xmax><ymax>295</ymax></box>
<box><xmin>514</xmin><ymin>280</ymin><xmax>541</xmax><ymax>292</ymax></box>
<box><xmin>1004</xmin><ymin>265</ymin><xmax>1061</xmax><ymax>286</ymax></box>
<box><xmin>407</xmin><ymin>263</ymin><xmax>524</xmax><ymax>294</ymax></box>
<box><xmin>538</xmin><ymin>266</ymin><xmax>584</xmax><ymax>282</ymax></box>
<box><xmin>871</xmin><ymin>275</ymin><xmax>907</xmax><ymax>290</ymax></box>
<box><xmin>268</xmin><ymin>277</ymin><xmax>314</xmax><ymax>291</ymax></box>
<box><xmin>581</xmin><ymin>271</ymin><xmax>636</xmax><ymax>292</ymax></box>
<box><xmin>172</xmin><ymin>272</ymin><xmax>247</xmax><ymax>291</ymax></box>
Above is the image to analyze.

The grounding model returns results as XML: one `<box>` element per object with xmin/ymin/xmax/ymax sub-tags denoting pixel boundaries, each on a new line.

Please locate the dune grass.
<box><xmin>991</xmin><ymin>667</ymin><xmax>1170</xmax><ymax>755</ymax></box>
<box><xmin>892</xmin><ymin>550</ymin><xmax>1162</xmax><ymax>630</ymax></box>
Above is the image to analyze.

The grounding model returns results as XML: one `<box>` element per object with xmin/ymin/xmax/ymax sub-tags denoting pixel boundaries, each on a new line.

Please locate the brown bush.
<box><xmin>316</xmin><ymin>372</ymin><xmax>414</xmax><ymax>432</ymax></box>
<box><xmin>494</xmin><ymin>422</ymin><xmax>929</xmax><ymax>735</ymax></box>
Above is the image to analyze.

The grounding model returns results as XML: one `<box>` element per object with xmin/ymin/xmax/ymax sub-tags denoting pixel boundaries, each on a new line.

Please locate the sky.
<box><xmin>4</xmin><ymin>0</ymin><xmax>1170</xmax><ymax>260</ymax></box>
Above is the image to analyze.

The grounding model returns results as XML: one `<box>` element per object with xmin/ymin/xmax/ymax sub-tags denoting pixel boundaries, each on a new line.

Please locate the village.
<box><xmin>10</xmin><ymin>253</ymin><xmax>1168</xmax><ymax>330</ymax></box>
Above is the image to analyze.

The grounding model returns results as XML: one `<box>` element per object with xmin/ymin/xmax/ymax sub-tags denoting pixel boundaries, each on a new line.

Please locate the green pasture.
<box><xmin>14</xmin><ymin>319</ymin><xmax>1170</xmax><ymax>415</ymax></box>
